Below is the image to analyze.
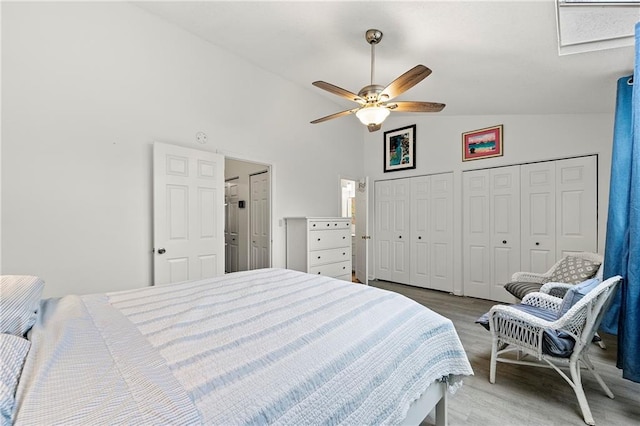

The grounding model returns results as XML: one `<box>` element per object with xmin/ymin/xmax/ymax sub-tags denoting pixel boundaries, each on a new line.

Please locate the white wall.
<box><xmin>364</xmin><ymin>113</ymin><xmax>614</xmax><ymax>295</ymax></box>
<box><xmin>1</xmin><ymin>2</ymin><xmax>363</xmax><ymax>297</ymax></box>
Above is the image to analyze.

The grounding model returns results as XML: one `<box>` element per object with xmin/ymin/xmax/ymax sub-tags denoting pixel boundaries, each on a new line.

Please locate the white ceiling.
<box><xmin>133</xmin><ymin>0</ymin><xmax>635</xmax><ymax>117</ymax></box>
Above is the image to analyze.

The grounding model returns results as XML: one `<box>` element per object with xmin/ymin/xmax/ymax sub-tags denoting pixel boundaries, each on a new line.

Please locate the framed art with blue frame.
<box><xmin>384</xmin><ymin>124</ymin><xmax>416</xmax><ymax>172</ymax></box>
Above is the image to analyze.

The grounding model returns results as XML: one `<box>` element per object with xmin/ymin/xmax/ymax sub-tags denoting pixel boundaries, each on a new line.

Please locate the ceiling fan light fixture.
<box><xmin>355</xmin><ymin>106</ymin><xmax>390</xmax><ymax>126</ymax></box>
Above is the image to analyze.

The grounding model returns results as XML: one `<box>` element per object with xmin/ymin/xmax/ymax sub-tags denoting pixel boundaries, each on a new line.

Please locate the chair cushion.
<box><xmin>476</xmin><ymin>304</ymin><xmax>575</xmax><ymax>358</ymax></box>
<box><xmin>558</xmin><ymin>277</ymin><xmax>601</xmax><ymax>318</ymax></box>
<box><xmin>548</xmin><ymin>256</ymin><xmax>601</xmax><ymax>284</ymax></box>
<box><xmin>504</xmin><ymin>281</ymin><xmax>542</xmax><ymax>300</ymax></box>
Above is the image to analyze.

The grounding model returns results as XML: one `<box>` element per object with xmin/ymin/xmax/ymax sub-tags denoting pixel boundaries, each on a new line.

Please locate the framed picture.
<box><xmin>384</xmin><ymin>124</ymin><xmax>416</xmax><ymax>172</ymax></box>
<box><xmin>462</xmin><ymin>124</ymin><xmax>503</xmax><ymax>161</ymax></box>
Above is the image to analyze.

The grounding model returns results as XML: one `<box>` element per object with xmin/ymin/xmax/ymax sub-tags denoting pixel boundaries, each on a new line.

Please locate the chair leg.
<box><xmin>490</xmin><ymin>337</ymin><xmax>498</xmax><ymax>383</ymax></box>
<box><xmin>570</xmin><ymin>360</ymin><xmax>595</xmax><ymax>425</ymax></box>
<box><xmin>582</xmin><ymin>354</ymin><xmax>614</xmax><ymax>399</ymax></box>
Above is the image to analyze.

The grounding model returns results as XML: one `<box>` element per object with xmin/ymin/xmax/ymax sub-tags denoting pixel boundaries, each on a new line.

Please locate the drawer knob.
<box><xmin>502</xmin><ymin>240</ymin><xmax>507</xmax><ymax>244</ymax></box>
<box><xmin>418</xmin><ymin>236</ymin><xmax>422</xmax><ymax>240</ymax></box>
<box><xmin>317</xmin><ymin>272</ymin><xmax>321</xmax><ymax>274</ymax></box>
<box><xmin>326</xmin><ymin>224</ymin><xmax>330</xmax><ymax>227</ymax></box>
<box><xmin>318</xmin><ymin>238</ymin><xmax>321</xmax><ymax>241</ymax></box>
<box><xmin>342</xmin><ymin>236</ymin><xmax>346</xmax><ymax>239</ymax></box>
<box><xmin>399</xmin><ymin>236</ymin><xmax>402</xmax><ymax>239</ymax></box>
<box><xmin>536</xmin><ymin>242</ymin><xmax>540</xmax><ymax>246</ymax></box>
<box><xmin>317</xmin><ymin>256</ymin><xmax>321</xmax><ymax>259</ymax></box>
<box><xmin>343</xmin><ymin>252</ymin><xmax>346</xmax><ymax>255</ymax></box>
<box><xmin>313</xmin><ymin>224</ymin><xmax>316</xmax><ymax>227</ymax></box>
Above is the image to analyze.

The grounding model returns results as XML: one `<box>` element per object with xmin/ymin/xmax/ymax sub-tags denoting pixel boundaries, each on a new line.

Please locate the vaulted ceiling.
<box><xmin>134</xmin><ymin>1</ymin><xmax>635</xmax><ymax>117</ymax></box>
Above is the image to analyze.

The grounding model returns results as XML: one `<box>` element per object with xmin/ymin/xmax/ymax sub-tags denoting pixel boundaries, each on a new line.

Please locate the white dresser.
<box><xmin>285</xmin><ymin>217</ymin><xmax>352</xmax><ymax>281</ymax></box>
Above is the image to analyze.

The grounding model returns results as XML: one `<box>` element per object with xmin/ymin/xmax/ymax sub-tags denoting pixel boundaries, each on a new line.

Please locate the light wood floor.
<box><xmin>368</xmin><ymin>280</ymin><xmax>640</xmax><ymax>426</ymax></box>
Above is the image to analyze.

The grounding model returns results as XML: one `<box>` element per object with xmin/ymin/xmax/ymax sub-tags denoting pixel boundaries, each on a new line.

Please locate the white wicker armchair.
<box><xmin>488</xmin><ymin>275</ymin><xmax>622</xmax><ymax>426</ymax></box>
<box><xmin>505</xmin><ymin>252</ymin><xmax>603</xmax><ymax>300</ymax></box>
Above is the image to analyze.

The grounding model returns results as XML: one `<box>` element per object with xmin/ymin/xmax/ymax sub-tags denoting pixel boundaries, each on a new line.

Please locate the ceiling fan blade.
<box><xmin>387</xmin><ymin>101</ymin><xmax>445</xmax><ymax>113</ymax></box>
<box><xmin>312</xmin><ymin>81</ymin><xmax>366</xmax><ymax>104</ymax></box>
<box><xmin>367</xmin><ymin>124</ymin><xmax>382</xmax><ymax>132</ymax></box>
<box><xmin>310</xmin><ymin>108</ymin><xmax>359</xmax><ymax>124</ymax></box>
<box><xmin>378</xmin><ymin>65</ymin><xmax>432</xmax><ymax>102</ymax></box>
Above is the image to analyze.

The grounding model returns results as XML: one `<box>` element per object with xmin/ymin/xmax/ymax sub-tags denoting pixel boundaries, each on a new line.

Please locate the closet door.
<box><xmin>556</xmin><ymin>156</ymin><xmax>597</xmax><ymax>256</ymax></box>
<box><xmin>463</xmin><ymin>167</ymin><xmax>519</xmax><ymax>302</ymax></box>
<box><xmin>375</xmin><ymin>179</ymin><xmax>411</xmax><ymax>284</ymax></box>
<box><xmin>521</xmin><ymin>162</ymin><xmax>556</xmax><ymax>273</ymax></box>
<box><xmin>410</xmin><ymin>176</ymin><xmax>430</xmax><ymax>288</ymax></box>
<box><xmin>489</xmin><ymin>167</ymin><xmax>520</xmax><ymax>302</ymax></box>
<box><xmin>463</xmin><ymin>169</ymin><xmax>491</xmax><ymax>299</ymax></box>
<box><xmin>430</xmin><ymin>173</ymin><xmax>454</xmax><ymax>293</ymax></box>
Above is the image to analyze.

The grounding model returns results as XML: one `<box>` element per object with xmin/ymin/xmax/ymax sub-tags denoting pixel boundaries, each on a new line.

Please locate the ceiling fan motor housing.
<box><xmin>365</xmin><ymin>29</ymin><xmax>383</xmax><ymax>45</ymax></box>
<box><xmin>358</xmin><ymin>84</ymin><xmax>385</xmax><ymax>103</ymax></box>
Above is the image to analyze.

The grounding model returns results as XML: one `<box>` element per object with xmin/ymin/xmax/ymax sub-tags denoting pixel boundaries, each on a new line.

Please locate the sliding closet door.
<box><xmin>375</xmin><ymin>179</ymin><xmax>411</xmax><ymax>284</ymax></box>
<box><xmin>556</xmin><ymin>156</ymin><xmax>597</xmax><ymax>257</ymax></box>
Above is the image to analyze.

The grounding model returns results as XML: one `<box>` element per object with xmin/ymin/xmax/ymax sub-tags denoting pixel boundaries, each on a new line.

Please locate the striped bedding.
<box><xmin>14</xmin><ymin>268</ymin><xmax>473</xmax><ymax>425</ymax></box>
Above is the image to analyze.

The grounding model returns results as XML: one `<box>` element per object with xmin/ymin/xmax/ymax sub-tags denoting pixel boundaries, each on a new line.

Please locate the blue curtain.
<box><xmin>601</xmin><ymin>23</ymin><xmax>639</xmax><ymax>383</ymax></box>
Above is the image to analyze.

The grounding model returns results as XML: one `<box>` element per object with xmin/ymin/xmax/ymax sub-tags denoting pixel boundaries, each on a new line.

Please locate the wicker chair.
<box><xmin>487</xmin><ymin>275</ymin><xmax>622</xmax><ymax>426</ymax></box>
<box><xmin>504</xmin><ymin>252</ymin><xmax>603</xmax><ymax>300</ymax></box>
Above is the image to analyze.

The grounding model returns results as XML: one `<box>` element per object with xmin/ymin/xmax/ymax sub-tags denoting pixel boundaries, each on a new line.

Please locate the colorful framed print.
<box><xmin>384</xmin><ymin>125</ymin><xmax>416</xmax><ymax>172</ymax></box>
<box><xmin>462</xmin><ymin>124</ymin><xmax>503</xmax><ymax>161</ymax></box>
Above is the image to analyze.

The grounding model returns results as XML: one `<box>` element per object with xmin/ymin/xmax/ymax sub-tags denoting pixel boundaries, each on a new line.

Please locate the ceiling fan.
<box><xmin>311</xmin><ymin>29</ymin><xmax>445</xmax><ymax>132</ymax></box>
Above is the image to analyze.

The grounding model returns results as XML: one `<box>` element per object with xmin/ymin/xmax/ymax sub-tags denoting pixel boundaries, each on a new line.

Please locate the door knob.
<box><xmin>157</xmin><ymin>248</ymin><xmax>166</xmax><ymax>255</ymax></box>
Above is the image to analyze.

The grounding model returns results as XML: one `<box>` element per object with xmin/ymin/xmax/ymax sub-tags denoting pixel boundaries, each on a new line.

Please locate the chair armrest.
<box><xmin>511</xmin><ymin>271</ymin><xmax>549</xmax><ymax>284</ymax></box>
<box><xmin>489</xmin><ymin>305</ymin><xmax>554</xmax><ymax>328</ymax></box>
<box><xmin>540</xmin><ymin>282</ymin><xmax>574</xmax><ymax>298</ymax></box>
<box><xmin>521</xmin><ymin>292</ymin><xmax>563</xmax><ymax>314</ymax></box>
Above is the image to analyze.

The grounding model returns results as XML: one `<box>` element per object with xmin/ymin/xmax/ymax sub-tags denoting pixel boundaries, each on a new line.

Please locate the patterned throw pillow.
<box><xmin>548</xmin><ymin>256</ymin><xmax>601</xmax><ymax>284</ymax></box>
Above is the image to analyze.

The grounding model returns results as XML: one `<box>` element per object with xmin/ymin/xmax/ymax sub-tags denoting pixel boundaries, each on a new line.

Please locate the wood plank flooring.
<box><xmin>368</xmin><ymin>280</ymin><xmax>640</xmax><ymax>426</ymax></box>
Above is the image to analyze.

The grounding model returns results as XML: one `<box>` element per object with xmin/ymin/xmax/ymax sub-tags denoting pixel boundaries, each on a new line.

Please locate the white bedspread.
<box><xmin>15</xmin><ymin>268</ymin><xmax>472</xmax><ymax>425</ymax></box>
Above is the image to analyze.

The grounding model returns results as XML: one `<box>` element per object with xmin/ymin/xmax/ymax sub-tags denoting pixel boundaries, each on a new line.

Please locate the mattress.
<box><xmin>14</xmin><ymin>268</ymin><xmax>473</xmax><ymax>425</ymax></box>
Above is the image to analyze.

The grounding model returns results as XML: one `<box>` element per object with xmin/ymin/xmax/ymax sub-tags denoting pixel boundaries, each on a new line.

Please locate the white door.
<box><xmin>489</xmin><ymin>167</ymin><xmax>520</xmax><ymax>303</ymax></box>
<box><xmin>355</xmin><ymin>177</ymin><xmax>369</xmax><ymax>285</ymax></box>
<box><xmin>375</xmin><ymin>179</ymin><xmax>411</xmax><ymax>284</ymax></box>
<box><xmin>410</xmin><ymin>176</ymin><xmax>430</xmax><ymax>288</ymax></box>
<box><xmin>250</xmin><ymin>170</ymin><xmax>270</xmax><ymax>269</ymax></box>
<box><xmin>556</xmin><ymin>156</ymin><xmax>597</xmax><ymax>257</ymax></box>
<box><xmin>153</xmin><ymin>142</ymin><xmax>224</xmax><ymax>285</ymax></box>
<box><xmin>430</xmin><ymin>173</ymin><xmax>454</xmax><ymax>293</ymax></box>
<box><xmin>521</xmin><ymin>162</ymin><xmax>556</xmax><ymax>273</ymax></box>
<box><xmin>225</xmin><ymin>181</ymin><xmax>240</xmax><ymax>273</ymax></box>
<box><xmin>463</xmin><ymin>169</ymin><xmax>492</xmax><ymax>299</ymax></box>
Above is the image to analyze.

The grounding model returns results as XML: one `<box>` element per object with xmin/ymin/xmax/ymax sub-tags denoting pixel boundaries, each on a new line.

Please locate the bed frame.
<box><xmin>402</xmin><ymin>380</ymin><xmax>448</xmax><ymax>426</ymax></box>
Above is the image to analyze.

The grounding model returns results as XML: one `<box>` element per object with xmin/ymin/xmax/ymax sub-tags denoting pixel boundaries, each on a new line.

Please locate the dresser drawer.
<box><xmin>308</xmin><ymin>229</ymin><xmax>350</xmax><ymax>251</ymax></box>
<box><xmin>309</xmin><ymin>247</ymin><xmax>351</xmax><ymax>267</ymax></box>
<box><xmin>309</xmin><ymin>260</ymin><xmax>351</xmax><ymax>278</ymax></box>
<box><xmin>308</xmin><ymin>220</ymin><xmax>350</xmax><ymax>231</ymax></box>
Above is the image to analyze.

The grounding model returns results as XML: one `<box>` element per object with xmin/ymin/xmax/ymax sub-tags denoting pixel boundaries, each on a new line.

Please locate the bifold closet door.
<box><xmin>463</xmin><ymin>166</ymin><xmax>520</xmax><ymax>303</ymax></box>
<box><xmin>555</xmin><ymin>156</ymin><xmax>597</xmax><ymax>257</ymax></box>
<box><xmin>410</xmin><ymin>174</ymin><xmax>454</xmax><ymax>292</ymax></box>
<box><xmin>521</xmin><ymin>161</ymin><xmax>556</xmax><ymax>273</ymax></box>
<box><xmin>521</xmin><ymin>156</ymin><xmax>597</xmax><ymax>273</ymax></box>
<box><xmin>375</xmin><ymin>179</ymin><xmax>411</xmax><ymax>284</ymax></box>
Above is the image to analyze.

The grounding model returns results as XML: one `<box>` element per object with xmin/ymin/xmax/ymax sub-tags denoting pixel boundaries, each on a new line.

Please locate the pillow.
<box><xmin>0</xmin><ymin>333</ymin><xmax>31</xmax><ymax>424</ymax></box>
<box><xmin>0</xmin><ymin>276</ymin><xmax>45</xmax><ymax>337</ymax></box>
<box><xmin>558</xmin><ymin>277</ymin><xmax>601</xmax><ymax>318</ymax></box>
<box><xmin>548</xmin><ymin>256</ymin><xmax>601</xmax><ymax>284</ymax></box>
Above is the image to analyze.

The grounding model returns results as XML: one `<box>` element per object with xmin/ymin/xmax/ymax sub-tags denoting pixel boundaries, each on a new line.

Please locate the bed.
<box><xmin>2</xmin><ymin>268</ymin><xmax>473</xmax><ymax>425</ymax></box>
